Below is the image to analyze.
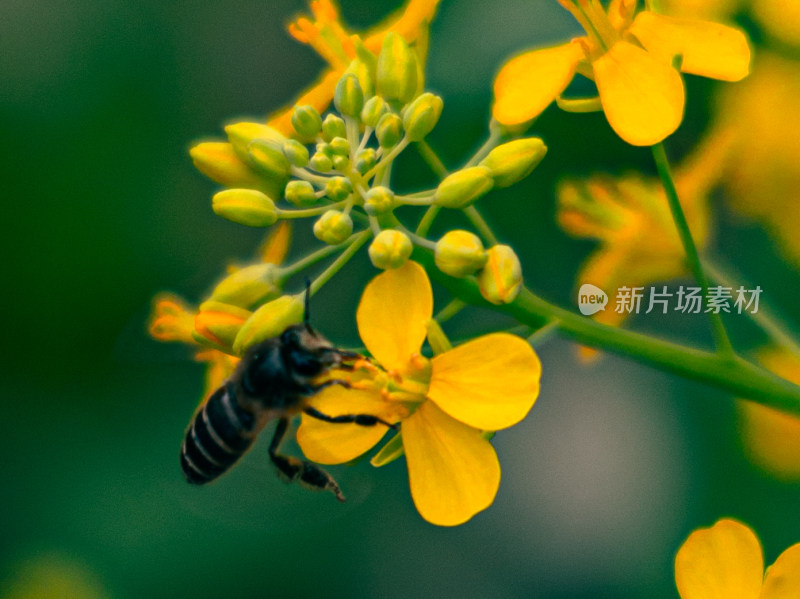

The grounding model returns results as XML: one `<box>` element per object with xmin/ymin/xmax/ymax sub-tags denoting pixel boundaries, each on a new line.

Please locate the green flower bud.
<box><xmin>316</xmin><ymin>141</ymin><xmax>332</xmax><ymax>156</ymax></box>
<box><xmin>361</xmin><ymin>96</ymin><xmax>388</xmax><ymax>128</ymax></box>
<box><xmin>233</xmin><ymin>294</ymin><xmax>305</xmax><ymax>355</ymax></box>
<box><xmin>325</xmin><ymin>176</ymin><xmax>353</xmax><ymax>202</ymax></box>
<box><xmin>477</xmin><ymin>245</ymin><xmax>523</xmax><ymax>304</ymax></box>
<box><xmin>313</xmin><ymin>210</ymin><xmax>353</xmax><ymax>245</ymax></box>
<box><xmin>434</xmin><ymin>230</ymin><xmax>488</xmax><ymax>277</ymax></box>
<box><xmin>376</xmin><ymin>32</ymin><xmax>418</xmax><ymax>104</ymax></box>
<box><xmin>402</xmin><ymin>93</ymin><xmax>443</xmax><ymax>141</ymax></box>
<box><xmin>434</xmin><ymin>166</ymin><xmax>495</xmax><ymax>209</ymax></box>
<box><xmin>282</xmin><ymin>139</ymin><xmax>309</xmax><ymax>168</ymax></box>
<box><xmin>248</xmin><ymin>139</ymin><xmax>291</xmax><ymax>182</ymax></box>
<box><xmin>329</xmin><ymin>136</ymin><xmax>350</xmax><ymax>156</ymax></box>
<box><xmin>212</xmin><ymin>189</ymin><xmax>278</xmax><ymax>227</ymax></box>
<box><xmin>345</xmin><ymin>58</ymin><xmax>375</xmax><ymax>99</ymax></box>
<box><xmin>291</xmin><ymin>105</ymin><xmax>323</xmax><ymax>138</ymax></box>
<box><xmin>284</xmin><ymin>180</ymin><xmax>317</xmax><ymax>207</ymax></box>
<box><xmin>354</xmin><ymin>148</ymin><xmax>377</xmax><ymax>174</ymax></box>
<box><xmin>322</xmin><ymin>114</ymin><xmax>346</xmax><ymax>142</ymax></box>
<box><xmin>193</xmin><ymin>301</ymin><xmax>252</xmax><ymax>351</ymax></box>
<box><xmin>225</xmin><ymin>122</ymin><xmax>286</xmax><ymax>162</ymax></box>
<box><xmin>208</xmin><ymin>263</ymin><xmax>284</xmax><ymax>310</ymax></box>
<box><xmin>309</xmin><ymin>152</ymin><xmax>333</xmax><ymax>173</ymax></box>
<box><xmin>479</xmin><ymin>138</ymin><xmax>548</xmax><ymax>188</ymax></box>
<box><xmin>334</xmin><ymin>73</ymin><xmax>364</xmax><ymax>118</ymax></box>
<box><xmin>190</xmin><ymin>142</ymin><xmax>280</xmax><ymax>197</ymax></box>
<box><xmin>332</xmin><ymin>154</ymin><xmax>350</xmax><ymax>171</ymax></box>
<box><xmin>376</xmin><ymin>113</ymin><xmax>404</xmax><ymax>149</ymax></box>
<box><xmin>363</xmin><ymin>186</ymin><xmax>395</xmax><ymax>215</ymax></box>
<box><xmin>368</xmin><ymin>230</ymin><xmax>413</xmax><ymax>269</ymax></box>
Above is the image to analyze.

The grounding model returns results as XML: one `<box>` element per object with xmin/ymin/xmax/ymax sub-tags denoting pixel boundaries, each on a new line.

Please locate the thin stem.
<box><xmin>363</xmin><ymin>138</ymin><xmax>409</xmax><ymax>181</ymax></box>
<box><xmin>277</xmin><ymin>201</ymin><xmax>347</xmax><ymax>219</ymax></box>
<box><xmin>465</xmin><ymin>125</ymin><xmax>502</xmax><ymax>167</ymax></box>
<box><xmin>434</xmin><ymin>298</ymin><xmax>466</xmax><ymax>324</ymax></box>
<box><xmin>416</xmin><ymin>205</ymin><xmax>441</xmax><ymax>237</ymax></box>
<box><xmin>291</xmin><ymin>166</ymin><xmax>330</xmax><ymax>186</ymax></box>
<box><xmin>463</xmin><ymin>205</ymin><xmax>499</xmax><ymax>246</ymax></box>
<box><xmin>278</xmin><ymin>244</ymin><xmax>342</xmax><ymax>280</ymax></box>
<box><xmin>527</xmin><ymin>321</ymin><xmax>560</xmax><ymax>347</ymax></box>
<box><xmin>416</xmin><ymin>140</ymin><xmax>449</xmax><ymax>178</ymax></box>
<box><xmin>651</xmin><ymin>142</ymin><xmax>735</xmax><ymax>358</ymax></box>
<box><xmin>395</xmin><ymin>194</ymin><xmax>435</xmax><ymax>206</ymax></box>
<box><xmin>309</xmin><ymin>230</ymin><xmax>371</xmax><ymax>295</ymax></box>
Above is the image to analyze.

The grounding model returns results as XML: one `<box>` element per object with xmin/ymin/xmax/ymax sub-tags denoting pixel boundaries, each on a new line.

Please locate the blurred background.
<box><xmin>3</xmin><ymin>0</ymin><xmax>800</xmax><ymax>597</ymax></box>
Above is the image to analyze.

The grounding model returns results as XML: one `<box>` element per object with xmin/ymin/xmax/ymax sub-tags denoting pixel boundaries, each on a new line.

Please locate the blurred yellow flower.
<box><xmin>661</xmin><ymin>0</ymin><xmax>740</xmax><ymax>21</ymax></box>
<box><xmin>675</xmin><ymin>518</ymin><xmax>800</xmax><ymax>598</ymax></box>
<box><xmin>738</xmin><ymin>348</ymin><xmax>800</xmax><ymax>480</ymax></box>
<box><xmin>751</xmin><ymin>0</ymin><xmax>800</xmax><ymax>47</ymax></box>
<box><xmin>492</xmin><ymin>0</ymin><xmax>750</xmax><ymax>145</ymax></box>
<box><xmin>296</xmin><ymin>261</ymin><xmax>542</xmax><ymax>526</ymax></box>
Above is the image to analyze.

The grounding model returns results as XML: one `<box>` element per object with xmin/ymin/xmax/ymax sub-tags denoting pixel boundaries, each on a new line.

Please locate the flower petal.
<box><xmin>403</xmin><ymin>401</ymin><xmax>500</xmax><ymax>526</ymax></box>
<box><xmin>428</xmin><ymin>333</ymin><xmax>541</xmax><ymax>431</ymax></box>
<box><xmin>364</xmin><ymin>0</ymin><xmax>443</xmax><ymax>52</ymax></box>
<box><xmin>761</xmin><ymin>543</ymin><xmax>800</xmax><ymax>598</ymax></box>
<box><xmin>356</xmin><ymin>260</ymin><xmax>432</xmax><ymax>373</ymax></box>
<box><xmin>492</xmin><ymin>43</ymin><xmax>583</xmax><ymax>126</ymax></box>
<box><xmin>296</xmin><ymin>385</ymin><xmax>398</xmax><ymax>465</ymax></box>
<box><xmin>629</xmin><ymin>12</ymin><xmax>751</xmax><ymax>82</ymax></box>
<box><xmin>593</xmin><ymin>41</ymin><xmax>685</xmax><ymax>146</ymax></box>
<box><xmin>674</xmin><ymin>519</ymin><xmax>763</xmax><ymax>599</ymax></box>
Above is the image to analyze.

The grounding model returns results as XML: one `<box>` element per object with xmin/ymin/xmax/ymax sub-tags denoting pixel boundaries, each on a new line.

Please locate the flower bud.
<box><xmin>248</xmin><ymin>139</ymin><xmax>291</xmax><ymax>183</ymax></box>
<box><xmin>284</xmin><ymin>180</ymin><xmax>317</xmax><ymax>207</ymax></box>
<box><xmin>208</xmin><ymin>263</ymin><xmax>285</xmax><ymax>309</ymax></box>
<box><xmin>225</xmin><ymin>122</ymin><xmax>286</xmax><ymax>162</ymax></box>
<box><xmin>328</xmin><ymin>136</ymin><xmax>350</xmax><ymax>156</ymax></box>
<box><xmin>325</xmin><ymin>176</ymin><xmax>353</xmax><ymax>202</ymax></box>
<box><xmin>322</xmin><ymin>114</ymin><xmax>346</xmax><ymax>141</ymax></box>
<box><xmin>190</xmin><ymin>142</ymin><xmax>278</xmax><ymax>196</ymax></box>
<box><xmin>376</xmin><ymin>113</ymin><xmax>404</xmax><ymax>149</ymax></box>
<box><xmin>345</xmin><ymin>58</ymin><xmax>375</xmax><ymax>99</ymax></box>
<box><xmin>232</xmin><ymin>295</ymin><xmax>304</xmax><ymax>355</ymax></box>
<box><xmin>282</xmin><ymin>139</ymin><xmax>309</xmax><ymax>168</ymax></box>
<box><xmin>212</xmin><ymin>189</ymin><xmax>278</xmax><ymax>227</ymax></box>
<box><xmin>313</xmin><ymin>210</ymin><xmax>353</xmax><ymax>245</ymax></box>
<box><xmin>478</xmin><ymin>245</ymin><xmax>522</xmax><ymax>304</ymax></box>
<box><xmin>291</xmin><ymin>105</ymin><xmax>323</xmax><ymax>138</ymax></box>
<box><xmin>402</xmin><ymin>93</ymin><xmax>443</xmax><ymax>141</ymax></box>
<box><xmin>434</xmin><ymin>230</ymin><xmax>488</xmax><ymax>277</ymax></box>
<box><xmin>368</xmin><ymin>229</ymin><xmax>413</xmax><ymax>269</ymax></box>
<box><xmin>434</xmin><ymin>167</ymin><xmax>494</xmax><ymax>208</ymax></box>
<box><xmin>194</xmin><ymin>301</ymin><xmax>252</xmax><ymax>351</ymax></box>
<box><xmin>334</xmin><ymin>73</ymin><xmax>364</xmax><ymax>118</ymax></box>
<box><xmin>361</xmin><ymin>96</ymin><xmax>388</xmax><ymax>128</ymax></box>
<box><xmin>363</xmin><ymin>186</ymin><xmax>395</xmax><ymax>215</ymax></box>
<box><xmin>479</xmin><ymin>138</ymin><xmax>548</xmax><ymax>188</ymax></box>
<box><xmin>309</xmin><ymin>152</ymin><xmax>333</xmax><ymax>173</ymax></box>
<box><xmin>354</xmin><ymin>148</ymin><xmax>377</xmax><ymax>174</ymax></box>
<box><xmin>376</xmin><ymin>32</ymin><xmax>418</xmax><ymax>104</ymax></box>
<box><xmin>332</xmin><ymin>154</ymin><xmax>350</xmax><ymax>171</ymax></box>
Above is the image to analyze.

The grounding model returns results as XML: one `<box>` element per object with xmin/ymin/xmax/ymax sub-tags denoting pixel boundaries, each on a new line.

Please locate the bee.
<box><xmin>180</xmin><ymin>290</ymin><xmax>393</xmax><ymax>501</ymax></box>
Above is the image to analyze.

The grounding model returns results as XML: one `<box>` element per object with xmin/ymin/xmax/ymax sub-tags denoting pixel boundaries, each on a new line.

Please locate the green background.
<box><xmin>3</xmin><ymin>1</ymin><xmax>799</xmax><ymax>597</ymax></box>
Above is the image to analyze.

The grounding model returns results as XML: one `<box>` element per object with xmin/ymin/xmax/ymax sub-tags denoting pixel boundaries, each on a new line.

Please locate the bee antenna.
<box><xmin>304</xmin><ymin>277</ymin><xmax>313</xmax><ymax>333</ymax></box>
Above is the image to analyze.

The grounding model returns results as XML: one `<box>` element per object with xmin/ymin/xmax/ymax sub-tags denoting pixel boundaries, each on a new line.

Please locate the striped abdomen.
<box><xmin>180</xmin><ymin>383</ymin><xmax>259</xmax><ymax>484</ymax></box>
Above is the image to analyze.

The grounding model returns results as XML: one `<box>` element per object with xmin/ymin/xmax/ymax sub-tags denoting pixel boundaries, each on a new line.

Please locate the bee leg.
<box><xmin>309</xmin><ymin>378</ymin><xmax>351</xmax><ymax>392</ymax></box>
<box><xmin>268</xmin><ymin>417</ymin><xmax>346</xmax><ymax>502</ymax></box>
<box><xmin>303</xmin><ymin>406</ymin><xmax>398</xmax><ymax>430</ymax></box>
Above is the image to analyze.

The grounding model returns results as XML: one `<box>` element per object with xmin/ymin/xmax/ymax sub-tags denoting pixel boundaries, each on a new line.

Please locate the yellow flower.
<box><xmin>296</xmin><ymin>261</ymin><xmax>542</xmax><ymax>526</ymax></box>
<box><xmin>267</xmin><ymin>0</ymin><xmax>442</xmax><ymax>136</ymax></box>
<box><xmin>751</xmin><ymin>0</ymin><xmax>800</xmax><ymax>47</ymax></box>
<box><xmin>492</xmin><ymin>0</ymin><xmax>750</xmax><ymax>146</ymax></box>
<box><xmin>675</xmin><ymin>519</ymin><xmax>800</xmax><ymax>598</ymax></box>
<box><xmin>660</xmin><ymin>0</ymin><xmax>740</xmax><ymax>21</ymax></box>
<box><xmin>738</xmin><ymin>348</ymin><xmax>800</xmax><ymax>480</ymax></box>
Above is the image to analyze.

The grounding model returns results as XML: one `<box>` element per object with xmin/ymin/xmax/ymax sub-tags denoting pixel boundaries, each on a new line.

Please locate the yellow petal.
<box><xmin>761</xmin><ymin>543</ymin><xmax>800</xmax><ymax>599</ymax></box>
<box><xmin>363</xmin><ymin>0</ymin><xmax>443</xmax><ymax>52</ymax></box>
<box><xmin>675</xmin><ymin>519</ymin><xmax>764</xmax><ymax>599</ymax></box>
<box><xmin>402</xmin><ymin>401</ymin><xmax>500</xmax><ymax>526</ymax></box>
<box><xmin>492</xmin><ymin>43</ymin><xmax>583</xmax><ymax>126</ymax></box>
<box><xmin>258</xmin><ymin>221</ymin><xmax>292</xmax><ymax>265</ymax></box>
<box><xmin>629</xmin><ymin>12</ymin><xmax>751</xmax><ymax>82</ymax></box>
<box><xmin>296</xmin><ymin>385</ymin><xmax>397</xmax><ymax>465</ymax></box>
<box><xmin>427</xmin><ymin>333</ymin><xmax>540</xmax><ymax>430</ymax></box>
<box><xmin>593</xmin><ymin>41</ymin><xmax>685</xmax><ymax>146</ymax></box>
<box><xmin>356</xmin><ymin>260</ymin><xmax>432</xmax><ymax>372</ymax></box>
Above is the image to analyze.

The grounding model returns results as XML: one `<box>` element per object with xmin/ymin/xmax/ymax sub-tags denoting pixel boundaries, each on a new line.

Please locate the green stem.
<box><xmin>277</xmin><ymin>201</ymin><xmax>347</xmax><ymax>219</ymax></box>
<box><xmin>464</xmin><ymin>205</ymin><xmax>500</xmax><ymax>246</ymax></box>
<box><xmin>527</xmin><ymin>321</ymin><xmax>560</xmax><ymax>347</ymax></box>
<box><xmin>363</xmin><ymin>138</ymin><xmax>409</xmax><ymax>181</ymax></box>
<box><xmin>651</xmin><ymin>142</ymin><xmax>735</xmax><ymax>358</ymax></box>
<box><xmin>278</xmin><ymin>244</ymin><xmax>342</xmax><ymax>279</ymax></box>
<box><xmin>416</xmin><ymin>140</ymin><xmax>449</xmax><ymax>178</ymax></box>
<box><xmin>416</xmin><ymin>205</ymin><xmax>441</xmax><ymax>237</ymax></box>
<box><xmin>434</xmin><ymin>298</ymin><xmax>466</xmax><ymax>323</ymax></box>
<box><xmin>309</xmin><ymin>230</ymin><xmax>371</xmax><ymax>295</ymax></box>
<box><xmin>465</xmin><ymin>125</ymin><xmax>502</xmax><ymax>167</ymax></box>
<box><xmin>412</xmin><ymin>247</ymin><xmax>800</xmax><ymax>416</ymax></box>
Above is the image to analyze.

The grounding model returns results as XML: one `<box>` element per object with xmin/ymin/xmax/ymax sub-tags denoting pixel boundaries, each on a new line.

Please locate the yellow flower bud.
<box><xmin>313</xmin><ymin>210</ymin><xmax>354</xmax><ymax>245</ymax></box>
<box><xmin>212</xmin><ymin>189</ymin><xmax>278</xmax><ymax>227</ymax></box>
<box><xmin>232</xmin><ymin>295</ymin><xmax>304</xmax><ymax>355</ymax></box>
<box><xmin>361</xmin><ymin>96</ymin><xmax>388</xmax><ymax>128</ymax></box>
<box><xmin>282</xmin><ymin>139</ymin><xmax>309</xmax><ymax>168</ymax></box>
<box><xmin>345</xmin><ymin>58</ymin><xmax>375</xmax><ymax>99</ymax></box>
<box><xmin>248</xmin><ymin>139</ymin><xmax>291</xmax><ymax>182</ymax></box>
<box><xmin>190</xmin><ymin>142</ymin><xmax>279</xmax><ymax>197</ymax></box>
<box><xmin>292</xmin><ymin>105</ymin><xmax>323</xmax><ymax>138</ymax></box>
<box><xmin>363</xmin><ymin>186</ymin><xmax>395</xmax><ymax>215</ymax></box>
<box><xmin>322</xmin><ymin>114</ymin><xmax>346</xmax><ymax>141</ymax></box>
<box><xmin>434</xmin><ymin>230</ymin><xmax>488</xmax><ymax>277</ymax></box>
<box><xmin>479</xmin><ymin>138</ymin><xmax>548</xmax><ymax>188</ymax></box>
<box><xmin>369</xmin><ymin>229</ymin><xmax>412</xmax><ymax>269</ymax></box>
<box><xmin>309</xmin><ymin>152</ymin><xmax>333</xmax><ymax>172</ymax></box>
<box><xmin>376</xmin><ymin>113</ymin><xmax>404</xmax><ymax>149</ymax></box>
<box><xmin>334</xmin><ymin>73</ymin><xmax>364</xmax><ymax>118</ymax></box>
<box><xmin>325</xmin><ymin>176</ymin><xmax>353</xmax><ymax>201</ymax></box>
<box><xmin>285</xmin><ymin>180</ymin><xmax>318</xmax><ymax>207</ymax></box>
<box><xmin>376</xmin><ymin>32</ymin><xmax>418</xmax><ymax>104</ymax></box>
<box><xmin>332</xmin><ymin>154</ymin><xmax>350</xmax><ymax>171</ymax></box>
<box><xmin>478</xmin><ymin>245</ymin><xmax>523</xmax><ymax>304</ymax></box>
<box><xmin>402</xmin><ymin>93</ymin><xmax>443</xmax><ymax>141</ymax></box>
<box><xmin>328</xmin><ymin>136</ymin><xmax>350</xmax><ymax>156</ymax></box>
<box><xmin>208</xmin><ymin>263</ymin><xmax>285</xmax><ymax>310</ymax></box>
<box><xmin>434</xmin><ymin>167</ymin><xmax>495</xmax><ymax>209</ymax></box>
<box><xmin>194</xmin><ymin>301</ymin><xmax>252</xmax><ymax>351</ymax></box>
<box><xmin>225</xmin><ymin>122</ymin><xmax>286</xmax><ymax>162</ymax></box>
<box><xmin>355</xmin><ymin>148</ymin><xmax>377</xmax><ymax>174</ymax></box>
